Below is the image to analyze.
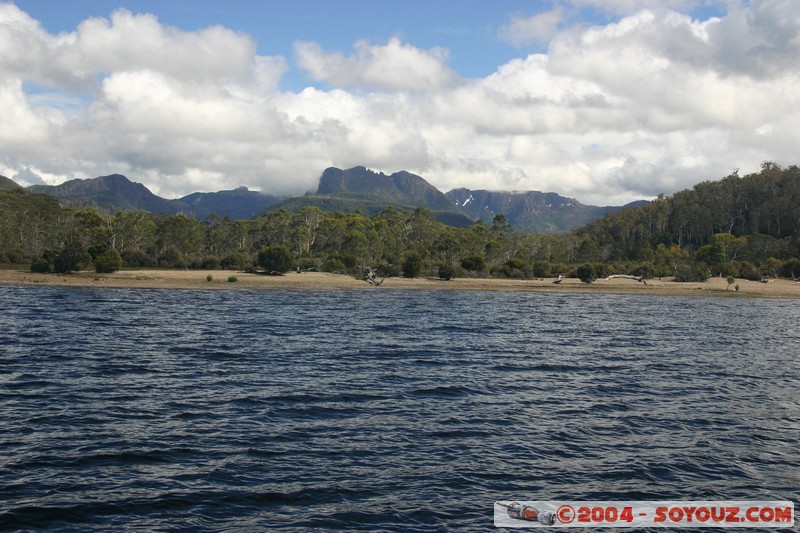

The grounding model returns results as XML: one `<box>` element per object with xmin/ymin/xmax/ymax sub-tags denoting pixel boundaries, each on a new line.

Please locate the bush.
<box><xmin>460</xmin><ymin>255</ymin><xmax>486</xmax><ymax>273</ymax></box>
<box><xmin>157</xmin><ymin>247</ymin><xmax>186</xmax><ymax>268</ymax></box>
<box><xmin>438</xmin><ymin>263</ymin><xmax>455</xmax><ymax>280</ymax></box>
<box><xmin>207</xmin><ymin>274</ymin><xmax>213</xmax><ymax>282</ymax></box>
<box><xmin>30</xmin><ymin>257</ymin><xmax>51</xmax><ymax>273</ymax></box>
<box><xmin>93</xmin><ymin>249</ymin><xmax>122</xmax><ymax>273</ymax></box>
<box><xmin>781</xmin><ymin>257</ymin><xmax>800</xmax><ymax>279</ymax></box>
<box><xmin>576</xmin><ymin>263</ymin><xmax>596</xmax><ymax>283</ymax></box>
<box><xmin>258</xmin><ymin>245</ymin><xmax>294</xmax><ymax>273</ymax></box>
<box><xmin>531</xmin><ymin>260</ymin><xmax>551</xmax><ymax>278</ymax></box>
<box><xmin>227</xmin><ymin>275</ymin><xmax>238</xmax><ymax>283</ymax></box>
<box><xmin>402</xmin><ymin>252</ymin><xmax>423</xmax><ymax>278</ymax></box>
<box><xmin>121</xmin><ymin>249</ymin><xmax>157</xmax><ymax>268</ymax></box>
<box><xmin>674</xmin><ymin>262</ymin><xmax>709</xmax><ymax>282</ymax></box>
<box><xmin>737</xmin><ymin>261</ymin><xmax>762</xmax><ymax>281</ymax></box>
<box><xmin>376</xmin><ymin>261</ymin><xmax>400</xmax><ymax>278</ymax></box>
<box><xmin>322</xmin><ymin>256</ymin><xmax>347</xmax><ymax>273</ymax></box>
<box><xmin>494</xmin><ymin>258</ymin><xmax>527</xmax><ymax>278</ymax></box>
<box><xmin>220</xmin><ymin>253</ymin><xmax>247</xmax><ymax>270</ymax></box>
<box><xmin>52</xmin><ymin>246</ymin><xmax>90</xmax><ymax>274</ymax></box>
<box><xmin>630</xmin><ymin>261</ymin><xmax>656</xmax><ymax>279</ymax></box>
<box><xmin>201</xmin><ymin>256</ymin><xmax>221</xmax><ymax>269</ymax></box>
<box><xmin>298</xmin><ymin>257</ymin><xmax>319</xmax><ymax>271</ymax></box>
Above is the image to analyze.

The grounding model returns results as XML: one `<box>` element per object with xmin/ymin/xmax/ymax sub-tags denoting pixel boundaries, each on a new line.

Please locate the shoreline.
<box><xmin>1</xmin><ymin>269</ymin><xmax>799</xmax><ymax>298</ymax></box>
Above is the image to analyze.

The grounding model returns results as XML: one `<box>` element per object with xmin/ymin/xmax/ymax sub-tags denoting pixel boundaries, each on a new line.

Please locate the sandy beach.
<box><xmin>1</xmin><ymin>268</ymin><xmax>799</xmax><ymax>298</ymax></box>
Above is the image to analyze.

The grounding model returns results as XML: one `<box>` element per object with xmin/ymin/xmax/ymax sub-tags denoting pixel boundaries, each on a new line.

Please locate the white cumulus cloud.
<box><xmin>500</xmin><ymin>8</ymin><xmax>565</xmax><ymax>47</ymax></box>
<box><xmin>294</xmin><ymin>37</ymin><xmax>461</xmax><ymax>91</ymax></box>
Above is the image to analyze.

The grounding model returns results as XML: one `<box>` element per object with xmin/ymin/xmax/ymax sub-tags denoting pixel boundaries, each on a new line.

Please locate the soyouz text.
<box><xmin>494</xmin><ymin>501</ymin><xmax>794</xmax><ymax>528</ymax></box>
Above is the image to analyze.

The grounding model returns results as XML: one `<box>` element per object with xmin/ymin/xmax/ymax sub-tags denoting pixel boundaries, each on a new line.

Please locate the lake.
<box><xmin>1</xmin><ymin>287</ymin><xmax>798</xmax><ymax>531</ymax></box>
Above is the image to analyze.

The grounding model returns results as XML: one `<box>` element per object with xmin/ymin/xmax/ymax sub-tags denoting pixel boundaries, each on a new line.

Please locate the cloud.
<box><xmin>11</xmin><ymin>167</ymin><xmax>47</xmax><ymax>186</ymax></box>
<box><xmin>499</xmin><ymin>8</ymin><xmax>565</xmax><ymax>47</ymax></box>
<box><xmin>294</xmin><ymin>37</ymin><xmax>461</xmax><ymax>91</ymax></box>
<box><xmin>0</xmin><ymin>2</ymin><xmax>798</xmax><ymax>206</ymax></box>
<box><xmin>0</xmin><ymin>4</ymin><xmax>283</xmax><ymax>91</ymax></box>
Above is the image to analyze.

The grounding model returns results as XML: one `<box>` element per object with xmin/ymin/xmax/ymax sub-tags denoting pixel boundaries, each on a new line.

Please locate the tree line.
<box><xmin>2</xmin><ymin>162</ymin><xmax>800</xmax><ymax>282</ymax></box>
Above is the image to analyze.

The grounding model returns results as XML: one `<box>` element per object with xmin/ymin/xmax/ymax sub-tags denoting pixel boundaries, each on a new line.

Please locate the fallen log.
<box><xmin>604</xmin><ymin>274</ymin><xmax>647</xmax><ymax>285</ymax></box>
<box><xmin>362</xmin><ymin>267</ymin><xmax>385</xmax><ymax>286</ymax></box>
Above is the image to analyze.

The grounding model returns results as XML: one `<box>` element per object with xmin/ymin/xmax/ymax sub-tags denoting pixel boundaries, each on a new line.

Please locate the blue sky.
<box><xmin>1</xmin><ymin>1</ymin><xmax>796</xmax><ymax>205</ymax></box>
<box><xmin>14</xmin><ymin>1</ymin><xmax>730</xmax><ymax>86</ymax></box>
<box><xmin>14</xmin><ymin>1</ymin><xmax>566</xmax><ymax>86</ymax></box>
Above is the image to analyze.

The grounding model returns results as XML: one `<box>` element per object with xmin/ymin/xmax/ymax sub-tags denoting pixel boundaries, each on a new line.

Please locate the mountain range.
<box><xmin>7</xmin><ymin>167</ymin><xmax>644</xmax><ymax>233</ymax></box>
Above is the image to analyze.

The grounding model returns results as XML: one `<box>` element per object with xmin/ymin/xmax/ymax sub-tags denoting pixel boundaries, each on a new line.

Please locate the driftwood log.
<box><xmin>604</xmin><ymin>274</ymin><xmax>647</xmax><ymax>285</ymax></box>
<box><xmin>362</xmin><ymin>267</ymin><xmax>385</xmax><ymax>286</ymax></box>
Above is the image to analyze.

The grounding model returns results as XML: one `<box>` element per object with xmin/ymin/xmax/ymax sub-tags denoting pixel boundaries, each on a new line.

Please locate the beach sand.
<box><xmin>1</xmin><ymin>268</ymin><xmax>799</xmax><ymax>298</ymax></box>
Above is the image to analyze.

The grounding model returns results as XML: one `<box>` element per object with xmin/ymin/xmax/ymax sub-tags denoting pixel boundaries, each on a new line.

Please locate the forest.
<box><xmin>2</xmin><ymin>162</ymin><xmax>799</xmax><ymax>283</ymax></box>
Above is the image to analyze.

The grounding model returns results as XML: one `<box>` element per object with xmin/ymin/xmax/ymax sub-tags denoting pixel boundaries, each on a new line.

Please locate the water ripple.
<box><xmin>1</xmin><ymin>287</ymin><xmax>798</xmax><ymax>531</ymax></box>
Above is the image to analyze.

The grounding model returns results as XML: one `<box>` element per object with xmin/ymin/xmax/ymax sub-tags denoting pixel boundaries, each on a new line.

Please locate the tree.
<box><xmin>497</xmin><ymin>258</ymin><xmax>528</xmax><ymax>278</ymax></box>
<box><xmin>258</xmin><ymin>245</ymin><xmax>294</xmax><ymax>273</ymax></box>
<box><xmin>52</xmin><ymin>216</ymin><xmax>91</xmax><ymax>274</ymax></box>
<box><xmin>576</xmin><ymin>263</ymin><xmax>596</xmax><ymax>283</ymax></box>
<box><xmin>438</xmin><ymin>263</ymin><xmax>455</xmax><ymax>280</ymax></box>
<box><xmin>402</xmin><ymin>251</ymin><xmax>423</xmax><ymax>278</ymax></box>
<box><xmin>492</xmin><ymin>213</ymin><xmax>511</xmax><ymax>234</ymax></box>
<box><xmin>30</xmin><ymin>257</ymin><xmax>51</xmax><ymax>273</ymax></box>
<box><xmin>674</xmin><ymin>262</ymin><xmax>709</xmax><ymax>282</ymax></box>
<box><xmin>460</xmin><ymin>255</ymin><xmax>486</xmax><ymax>274</ymax></box>
<box><xmin>93</xmin><ymin>248</ymin><xmax>122</xmax><ymax>273</ymax></box>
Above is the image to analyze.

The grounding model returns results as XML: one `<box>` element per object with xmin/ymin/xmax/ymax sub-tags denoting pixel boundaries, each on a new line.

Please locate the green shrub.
<box><xmin>220</xmin><ymin>253</ymin><xmax>247</xmax><ymax>270</ymax></box>
<box><xmin>93</xmin><ymin>249</ymin><xmax>122</xmax><ymax>273</ymax></box>
<box><xmin>576</xmin><ymin>263</ymin><xmax>596</xmax><ymax>283</ymax></box>
<box><xmin>438</xmin><ymin>263</ymin><xmax>455</xmax><ymax>280</ymax></box>
<box><xmin>322</xmin><ymin>256</ymin><xmax>347</xmax><ymax>273</ymax></box>
<box><xmin>258</xmin><ymin>245</ymin><xmax>294</xmax><ymax>273</ymax></box>
<box><xmin>531</xmin><ymin>260</ymin><xmax>551</xmax><ymax>278</ymax></box>
<box><xmin>376</xmin><ymin>261</ymin><xmax>400</xmax><ymax>278</ymax></box>
<box><xmin>781</xmin><ymin>258</ymin><xmax>800</xmax><ymax>279</ymax></box>
<box><xmin>121</xmin><ymin>249</ymin><xmax>157</xmax><ymax>268</ymax></box>
<box><xmin>201</xmin><ymin>256</ymin><xmax>221</xmax><ymax>269</ymax></box>
<box><xmin>30</xmin><ymin>257</ymin><xmax>51</xmax><ymax>273</ymax></box>
<box><xmin>227</xmin><ymin>275</ymin><xmax>238</xmax><ymax>283</ymax></box>
<box><xmin>298</xmin><ymin>257</ymin><xmax>319</xmax><ymax>271</ymax></box>
<box><xmin>52</xmin><ymin>246</ymin><xmax>90</xmax><ymax>274</ymax></box>
<box><xmin>402</xmin><ymin>252</ymin><xmax>423</xmax><ymax>278</ymax></box>
<box><xmin>631</xmin><ymin>261</ymin><xmax>656</xmax><ymax>279</ymax></box>
<box><xmin>499</xmin><ymin>258</ymin><xmax>528</xmax><ymax>278</ymax></box>
<box><xmin>460</xmin><ymin>255</ymin><xmax>486</xmax><ymax>273</ymax></box>
<box><xmin>737</xmin><ymin>261</ymin><xmax>762</xmax><ymax>281</ymax></box>
<box><xmin>674</xmin><ymin>262</ymin><xmax>709</xmax><ymax>282</ymax></box>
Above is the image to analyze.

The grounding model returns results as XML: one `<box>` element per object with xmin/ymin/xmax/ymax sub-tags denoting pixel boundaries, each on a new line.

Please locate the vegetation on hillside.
<box><xmin>2</xmin><ymin>163</ymin><xmax>799</xmax><ymax>282</ymax></box>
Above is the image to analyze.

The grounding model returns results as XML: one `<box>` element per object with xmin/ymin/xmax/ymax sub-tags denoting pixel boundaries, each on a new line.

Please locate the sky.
<box><xmin>1</xmin><ymin>0</ymin><xmax>798</xmax><ymax>205</ymax></box>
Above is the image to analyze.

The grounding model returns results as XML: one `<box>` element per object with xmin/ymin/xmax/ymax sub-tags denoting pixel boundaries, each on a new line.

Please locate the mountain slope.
<box><xmin>577</xmin><ymin>163</ymin><xmax>800</xmax><ymax>253</ymax></box>
<box><xmin>179</xmin><ymin>187</ymin><xmax>281</xmax><ymax>220</ymax></box>
<box><xmin>317</xmin><ymin>166</ymin><xmax>457</xmax><ymax>212</ymax></box>
<box><xmin>445</xmin><ymin>188</ymin><xmax>643</xmax><ymax>233</ymax></box>
<box><xmin>0</xmin><ymin>175</ymin><xmax>22</xmax><ymax>191</ymax></box>
<box><xmin>267</xmin><ymin>166</ymin><xmax>475</xmax><ymax>226</ymax></box>
<box><xmin>21</xmin><ymin>168</ymin><xmax>646</xmax><ymax>231</ymax></box>
<box><xmin>28</xmin><ymin>174</ymin><xmax>181</xmax><ymax>214</ymax></box>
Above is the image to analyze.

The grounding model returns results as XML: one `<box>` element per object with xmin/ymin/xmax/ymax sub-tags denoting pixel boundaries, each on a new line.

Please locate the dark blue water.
<box><xmin>1</xmin><ymin>286</ymin><xmax>798</xmax><ymax>531</ymax></box>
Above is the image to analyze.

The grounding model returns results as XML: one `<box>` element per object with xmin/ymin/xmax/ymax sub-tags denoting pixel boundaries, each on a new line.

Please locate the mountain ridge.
<box><xmin>267</xmin><ymin>166</ymin><xmax>474</xmax><ymax>226</ymax></box>
<box><xmin>445</xmin><ymin>188</ymin><xmax>645</xmax><ymax>233</ymax></box>
<box><xmin>11</xmin><ymin>168</ymin><xmax>644</xmax><ymax>232</ymax></box>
